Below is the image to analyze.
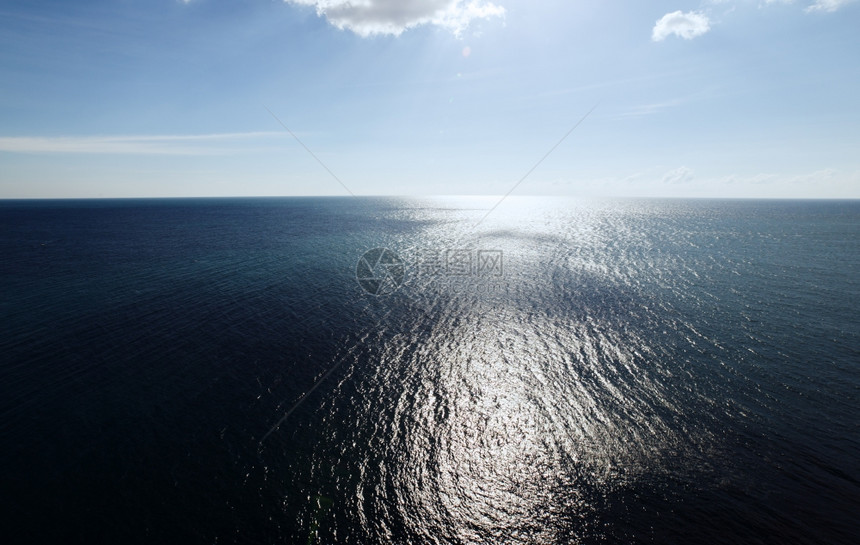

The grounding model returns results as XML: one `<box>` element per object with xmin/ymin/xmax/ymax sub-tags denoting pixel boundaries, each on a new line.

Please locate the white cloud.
<box><xmin>805</xmin><ymin>0</ymin><xmax>857</xmax><ymax>12</ymax></box>
<box><xmin>662</xmin><ymin>166</ymin><xmax>694</xmax><ymax>184</ymax></box>
<box><xmin>286</xmin><ymin>0</ymin><xmax>505</xmax><ymax>37</ymax></box>
<box><xmin>652</xmin><ymin>11</ymin><xmax>711</xmax><ymax>42</ymax></box>
<box><xmin>0</xmin><ymin>132</ymin><xmax>283</xmax><ymax>155</ymax></box>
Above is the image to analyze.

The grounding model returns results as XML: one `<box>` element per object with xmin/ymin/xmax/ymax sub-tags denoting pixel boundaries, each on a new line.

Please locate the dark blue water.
<box><xmin>1</xmin><ymin>197</ymin><xmax>857</xmax><ymax>544</ymax></box>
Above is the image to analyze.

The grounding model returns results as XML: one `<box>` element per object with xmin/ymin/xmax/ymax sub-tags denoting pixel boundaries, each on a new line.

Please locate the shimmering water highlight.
<box><xmin>1</xmin><ymin>197</ymin><xmax>857</xmax><ymax>544</ymax></box>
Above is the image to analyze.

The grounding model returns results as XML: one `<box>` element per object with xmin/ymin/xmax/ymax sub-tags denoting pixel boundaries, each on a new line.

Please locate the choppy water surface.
<box><xmin>1</xmin><ymin>197</ymin><xmax>857</xmax><ymax>543</ymax></box>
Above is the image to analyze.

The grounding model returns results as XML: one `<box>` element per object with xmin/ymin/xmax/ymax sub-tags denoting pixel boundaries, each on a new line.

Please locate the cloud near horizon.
<box><xmin>652</xmin><ymin>11</ymin><xmax>711</xmax><ymax>42</ymax></box>
<box><xmin>286</xmin><ymin>0</ymin><xmax>505</xmax><ymax>36</ymax></box>
<box><xmin>662</xmin><ymin>166</ymin><xmax>695</xmax><ymax>184</ymax></box>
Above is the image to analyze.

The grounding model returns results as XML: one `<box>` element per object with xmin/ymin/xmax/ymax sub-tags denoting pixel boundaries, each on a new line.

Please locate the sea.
<box><xmin>0</xmin><ymin>196</ymin><xmax>857</xmax><ymax>544</ymax></box>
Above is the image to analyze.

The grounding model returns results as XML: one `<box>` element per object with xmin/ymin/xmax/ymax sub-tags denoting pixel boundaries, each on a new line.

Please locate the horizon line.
<box><xmin>1</xmin><ymin>194</ymin><xmax>858</xmax><ymax>201</ymax></box>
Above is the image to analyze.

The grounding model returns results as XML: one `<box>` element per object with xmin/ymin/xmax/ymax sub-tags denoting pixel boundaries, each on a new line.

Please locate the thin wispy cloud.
<box><xmin>652</xmin><ymin>11</ymin><xmax>711</xmax><ymax>42</ymax></box>
<box><xmin>707</xmin><ymin>0</ymin><xmax>856</xmax><ymax>13</ymax></box>
<box><xmin>286</xmin><ymin>0</ymin><xmax>505</xmax><ymax>37</ymax></box>
<box><xmin>618</xmin><ymin>98</ymin><xmax>687</xmax><ymax>118</ymax></box>
<box><xmin>805</xmin><ymin>0</ymin><xmax>857</xmax><ymax>12</ymax></box>
<box><xmin>0</xmin><ymin>132</ymin><xmax>285</xmax><ymax>155</ymax></box>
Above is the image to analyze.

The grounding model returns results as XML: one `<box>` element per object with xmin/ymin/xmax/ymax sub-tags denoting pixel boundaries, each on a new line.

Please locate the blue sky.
<box><xmin>1</xmin><ymin>0</ymin><xmax>858</xmax><ymax>198</ymax></box>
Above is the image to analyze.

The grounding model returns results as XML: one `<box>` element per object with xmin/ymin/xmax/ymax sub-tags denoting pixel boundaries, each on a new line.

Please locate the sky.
<box><xmin>1</xmin><ymin>0</ymin><xmax>858</xmax><ymax>198</ymax></box>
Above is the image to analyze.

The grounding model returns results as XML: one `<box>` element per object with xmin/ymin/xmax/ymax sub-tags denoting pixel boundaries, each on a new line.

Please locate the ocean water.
<box><xmin>0</xmin><ymin>197</ymin><xmax>857</xmax><ymax>544</ymax></box>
